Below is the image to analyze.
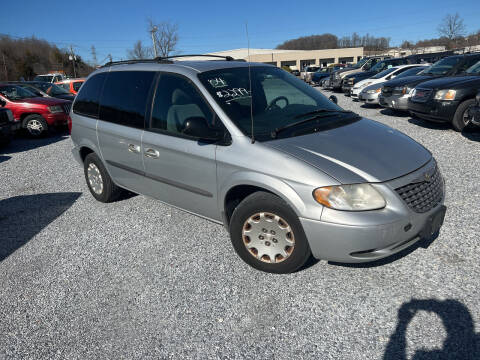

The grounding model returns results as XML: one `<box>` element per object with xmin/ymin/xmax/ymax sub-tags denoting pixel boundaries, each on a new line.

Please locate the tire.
<box><xmin>84</xmin><ymin>153</ymin><xmax>123</xmax><ymax>203</ymax></box>
<box><xmin>229</xmin><ymin>191</ymin><xmax>311</xmax><ymax>273</ymax></box>
<box><xmin>23</xmin><ymin>114</ymin><xmax>48</xmax><ymax>137</ymax></box>
<box><xmin>452</xmin><ymin>99</ymin><xmax>476</xmax><ymax>132</ymax></box>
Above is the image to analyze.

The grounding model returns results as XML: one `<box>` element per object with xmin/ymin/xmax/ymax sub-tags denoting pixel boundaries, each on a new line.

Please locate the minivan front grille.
<box><xmin>395</xmin><ymin>164</ymin><xmax>443</xmax><ymax>213</ymax></box>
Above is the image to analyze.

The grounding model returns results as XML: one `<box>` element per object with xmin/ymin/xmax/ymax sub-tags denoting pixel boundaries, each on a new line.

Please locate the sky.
<box><xmin>1</xmin><ymin>0</ymin><xmax>479</xmax><ymax>64</ymax></box>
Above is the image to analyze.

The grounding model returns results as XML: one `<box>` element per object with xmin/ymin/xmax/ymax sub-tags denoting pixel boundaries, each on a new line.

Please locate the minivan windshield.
<box><xmin>422</xmin><ymin>56</ymin><xmax>461</xmax><ymax>75</ymax></box>
<box><xmin>465</xmin><ymin>60</ymin><xmax>480</xmax><ymax>75</ymax></box>
<box><xmin>0</xmin><ymin>85</ymin><xmax>37</xmax><ymax>100</ymax></box>
<box><xmin>198</xmin><ymin>66</ymin><xmax>358</xmax><ymax>141</ymax></box>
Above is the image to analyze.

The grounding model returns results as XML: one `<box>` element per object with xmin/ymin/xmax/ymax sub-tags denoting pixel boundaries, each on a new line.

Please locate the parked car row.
<box><xmin>0</xmin><ymin>82</ymin><xmax>74</xmax><ymax>145</ymax></box>
<box><xmin>319</xmin><ymin>53</ymin><xmax>480</xmax><ymax>132</ymax></box>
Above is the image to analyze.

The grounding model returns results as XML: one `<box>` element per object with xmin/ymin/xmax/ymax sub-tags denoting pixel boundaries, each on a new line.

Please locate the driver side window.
<box><xmin>150</xmin><ymin>73</ymin><xmax>215</xmax><ymax>137</ymax></box>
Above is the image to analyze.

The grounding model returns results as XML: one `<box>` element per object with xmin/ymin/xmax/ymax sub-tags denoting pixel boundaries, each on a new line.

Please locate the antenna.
<box><xmin>246</xmin><ymin>22</ymin><xmax>255</xmax><ymax>144</ymax></box>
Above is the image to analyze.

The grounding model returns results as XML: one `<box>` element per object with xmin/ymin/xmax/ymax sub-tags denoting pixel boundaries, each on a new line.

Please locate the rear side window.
<box><xmin>72</xmin><ymin>73</ymin><xmax>107</xmax><ymax>118</ymax></box>
<box><xmin>99</xmin><ymin>71</ymin><xmax>155</xmax><ymax>129</ymax></box>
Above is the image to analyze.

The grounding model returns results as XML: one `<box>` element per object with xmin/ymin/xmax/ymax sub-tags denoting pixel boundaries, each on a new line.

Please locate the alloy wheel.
<box><xmin>26</xmin><ymin>119</ymin><xmax>44</xmax><ymax>136</ymax></box>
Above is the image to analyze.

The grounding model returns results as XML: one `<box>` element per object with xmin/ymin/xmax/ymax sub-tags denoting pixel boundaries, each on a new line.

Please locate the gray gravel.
<box><xmin>1</xmin><ymin>93</ymin><xmax>479</xmax><ymax>359</ymax></box>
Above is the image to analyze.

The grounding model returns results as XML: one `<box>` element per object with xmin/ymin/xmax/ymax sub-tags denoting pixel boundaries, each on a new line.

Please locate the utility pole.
<box><xmin>150</xmin><ymin>26</ymin><xmax>158</xmax><ymax>58</ymax></box>
<box><xmin>108</xmin><ymin>54</ymin><xmax>112</xmax><ymax>63</ymax></box>
<box><xmin>91</xmin><ymin>45</ymin><xmax>98</xmax><ymax>67</ymax></box>
<box><xmin>2</xmin><ymin>53</ymin><xmax>7</xmax><ymax>81</ymax></box>
<box><xmin>69</xmin><ymin>45</ymin><xmax>77</xmax><ymax>78</ymax></box>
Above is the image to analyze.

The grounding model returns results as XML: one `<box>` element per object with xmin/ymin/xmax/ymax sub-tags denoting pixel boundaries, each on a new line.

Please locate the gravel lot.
<box><xmin>1</xmin><ymin>91</ymin><xmax>479</xmax><ymax>359</ymax></box>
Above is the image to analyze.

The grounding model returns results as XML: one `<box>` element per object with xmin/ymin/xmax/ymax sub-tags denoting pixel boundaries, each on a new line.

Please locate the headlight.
<box><xmin>366</xmin><ymin>88</ymin><xmax>381</xmax><ymax>94</ymax></box>
<box><xmin>434</xmin><ymin>89</ymin><xmax>456</xmax><ymax>101</ymax></box>
<box><xmin>313</xmin><ymin>184</ymin><xmax>386</xmax><ymax>211</ymax></box>
<box><xmin>48</xmin><ymin>105</ymin><xmax>63</xmax><ymax>113</ymax></box>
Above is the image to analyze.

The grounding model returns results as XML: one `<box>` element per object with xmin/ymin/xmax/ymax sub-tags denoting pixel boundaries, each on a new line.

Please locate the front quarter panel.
<box><xmin>216</xmin><ymin>137</ymin><xmax>339</xmax><ymax>220</ymax></box>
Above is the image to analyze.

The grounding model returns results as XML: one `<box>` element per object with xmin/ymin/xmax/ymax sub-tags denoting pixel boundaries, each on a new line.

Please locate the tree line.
<box><xmin>0</xmin><ymin>35</ymin><xmax>94</xmax><ymax>81</ymax></box>
<box><xmin>276</xmin><ymin>33</ymin><xmax>391</xmax><ymax>52</ymax></box>
<box><xmin>276</xmin><ymin>13</ymin><xmax>479</xmax><ymax>53</ymax></box>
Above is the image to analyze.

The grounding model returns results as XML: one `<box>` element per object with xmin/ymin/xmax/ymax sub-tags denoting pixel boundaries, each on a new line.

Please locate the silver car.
<box><xmin>70</xmin><ymin>58</ymin><xmax>446</xmax><ymax>273</ymax></box>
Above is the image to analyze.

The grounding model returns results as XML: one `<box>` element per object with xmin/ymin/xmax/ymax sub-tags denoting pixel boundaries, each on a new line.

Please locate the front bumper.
<box><xmin>331</xmin><ymin>78</ymin><xmax>342</xmax><ymax>89</ymax></box>
<box><xmin>342</xmin><ymin>83</ymin><xmax>353</xmax><ymax>95</ymax></box>
<box><xmin>408</xmin><ymin>99</ymin><xmax>459</xmax><ymax>122</ymax></box>
<box><xmin>380</xmin><ymin>94</ymin><xmax>411</xmax><ymax>110</ymax></box>
<box><xmin>359</xmin><ymin>91</ymin><xmax>380</xmax><ymax>104</ymax></box>
<box><xmin>44</xmin><ymin>112</ymin><xmax>69</xmax><ymax>126</ymax></box>
<box><xmin>350</xmin><ymin>87</ymin><xmax>363</xmax><ymax>100</ymax></box>
<box><xmin>300</xmin><ymin>159</ymin><xmax>446</xmax><ymax>263</ymax></box>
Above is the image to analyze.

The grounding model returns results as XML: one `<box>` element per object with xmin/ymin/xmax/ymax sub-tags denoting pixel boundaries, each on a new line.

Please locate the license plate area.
<box><xmin>420</xmin><ymin>205</ymin><xmax>446</xmax><ymax>239</ymax></box>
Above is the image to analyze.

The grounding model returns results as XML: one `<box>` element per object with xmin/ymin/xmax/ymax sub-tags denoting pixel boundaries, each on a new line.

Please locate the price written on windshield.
<box><xmin>216</xmin><ymin>88</ymin><xmax>251</xmax><ymax>100</ymax></box>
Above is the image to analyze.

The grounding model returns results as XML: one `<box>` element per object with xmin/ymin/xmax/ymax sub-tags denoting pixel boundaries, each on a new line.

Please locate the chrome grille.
<box><xmin>63</xmin><ymin>103</ymin><xmax>71</xmax><ymax>114</ymax></box>
<box><xmin>395</xmin><ymin>164</ymin><xmax>443</xmax><ymax>213</ymax></box>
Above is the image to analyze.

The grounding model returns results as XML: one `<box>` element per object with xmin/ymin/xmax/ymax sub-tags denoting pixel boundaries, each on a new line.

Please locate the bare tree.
<box><xmin>127</xmin><ymin>40</ymin><xmax>152</xmax><ymax>59</ymax></box>
<box><xmin>438</xmin><ymin>13</ymin><xmax>466</xmax><ymax>41</ymax></box>
<box><xmin>148</xmin><ymin>19</ymin><xmax>179</xmax><ymax>57</ymax></box>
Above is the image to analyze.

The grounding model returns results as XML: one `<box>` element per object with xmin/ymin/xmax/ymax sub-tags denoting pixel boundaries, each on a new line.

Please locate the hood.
<box><xmin>55</xmin><ymin>94</ymin><xmax>75</xmax><ymax>101</ymax></box>
<box><xmin>383</xmin><ymin>75</ymin><xmax>434</xmax><ymax>88</ymax></box>
<box><xmin>412</xmin><ymin>75</ymin><xmax>480</xmax><ymax>90</ymax></box>
<box><xmin>265</xmin><ymin>118</ymin><xmax>431</xmax><ymax>184</ymax></box>
<box><xmin>18</xmin><ymin>97</ymin><xmax>69</xmax><ymax>106</ymax></box>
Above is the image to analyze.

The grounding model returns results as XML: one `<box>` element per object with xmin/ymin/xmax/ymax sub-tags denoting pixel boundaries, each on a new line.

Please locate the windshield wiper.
<box><xmin>294</xmin><ymin>109</ymin><xmax>355</xmax><ymax>119</ymax></box>
<box><xmin>272</xmin><ymin>111</ymin><xmax>359</xmax><ymax>138</ymax></box>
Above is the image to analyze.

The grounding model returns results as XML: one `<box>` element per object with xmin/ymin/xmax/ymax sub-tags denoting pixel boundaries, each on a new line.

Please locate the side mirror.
<box><xmin>329</xmin><ymin>95</ymin><xmax>338</xmax><ymax>104</ymax></box>
<box><xmin>183</xmin><ymin>117</ymin><xmax>223</xmax><ymax>141</ymax></box>
<box><xmin>0</xmin><ymin>99</ymin><xmax>5</xmax><ymax>107</ymax></box>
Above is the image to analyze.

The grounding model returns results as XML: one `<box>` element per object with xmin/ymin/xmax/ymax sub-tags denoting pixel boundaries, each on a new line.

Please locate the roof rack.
<box><xmin>102</xmin><ymin>54</ymin><xmax>245</xmax><ymax>67</ymax></box>
<box><xmin>156</xmin><ymin>54</ymin><xmax>237</xmax><ymax>61</ymax></box>
<box><xmin>101</xmin><ymin>58</ymin><xmax>173</xmax><ymax>68</ymax></box>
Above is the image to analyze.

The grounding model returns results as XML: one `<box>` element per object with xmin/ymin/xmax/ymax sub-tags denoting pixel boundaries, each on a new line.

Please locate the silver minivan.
<box><xmin>70</xmin><ymin>58</ymin><xmax>446</xmax><ymax>273</ymax></box>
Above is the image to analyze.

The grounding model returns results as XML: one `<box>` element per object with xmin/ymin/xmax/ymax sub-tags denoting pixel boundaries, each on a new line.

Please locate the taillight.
<box><xmin>67</xmin><ymin>115</ymin><xmax>72</xmax><ymax>134</ymax></box>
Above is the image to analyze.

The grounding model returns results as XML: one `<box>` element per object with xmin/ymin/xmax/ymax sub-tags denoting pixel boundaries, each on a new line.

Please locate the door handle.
<box><xmin>128</xmin><ymin>143</ymin><xmax>141</xmax><ymax>153</ymax></box>
<box><xmin>144</xmin><ymin>148</ymin><xmax>160</xmax><ymax>158</ymax></box>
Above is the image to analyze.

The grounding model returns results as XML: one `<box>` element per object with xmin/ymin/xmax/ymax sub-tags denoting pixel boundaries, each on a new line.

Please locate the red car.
<box><xmin>0</xmin><ymin>83</ymin><xmax>71</xmax><ymax>137</ymax></box>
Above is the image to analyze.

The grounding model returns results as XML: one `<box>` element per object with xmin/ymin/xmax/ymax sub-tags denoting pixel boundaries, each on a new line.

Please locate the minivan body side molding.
<box><xmin>105</xmin><ymin>160</ymin><xmax>213</xmax><ymax>198</ymax></box>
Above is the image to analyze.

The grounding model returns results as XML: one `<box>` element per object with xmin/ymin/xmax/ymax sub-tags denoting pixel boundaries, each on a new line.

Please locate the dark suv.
<box><xmin>342</xmin><ymin>58</ymin><xmax>410</xmax><ymax>95</ymax></box>
<box><xmin>408</xmin><ymin>59</ymin><xmax>480</xmax><ymax>131</ymax></box>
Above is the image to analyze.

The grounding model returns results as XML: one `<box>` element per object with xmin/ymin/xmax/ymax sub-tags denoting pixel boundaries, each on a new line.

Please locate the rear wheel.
<box><xmin>84</xmin><ymin>153</ymin><xmax>123</xmax><ymax>202</ymax></box>
<box><xmin>452</xmin><ymin>99</ymin><xmax>475</xmax><ymax>132</ymax></box>
<box><xmin>23</xmin><ymin>114</ymin><xmax>48</xmax><ymax>137</ymax></box>
<box><xmin>229</xmin><ymin>191</ymin><xmax>311</xmax><ymax>273</ymax></box>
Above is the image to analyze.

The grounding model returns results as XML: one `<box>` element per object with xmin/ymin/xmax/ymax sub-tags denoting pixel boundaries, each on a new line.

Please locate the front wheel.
<box><xmin>452</xmin><ymin>99</ymin><xmax>476</xmax><ymax>132</ymax></box>
<box><xmin>84</xmin><ymin>153</ymin><xmax>123</xmax><ymax>203</ymax></box>
<box><xmin>229</xmin><ymin>192</ymin><xmax>311</xmax><ymax>273</ymax></box>
<box><xmin>23</xmin><ymin>114</ymin><xmax>48</xmax><ymax>137</ymax></box>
